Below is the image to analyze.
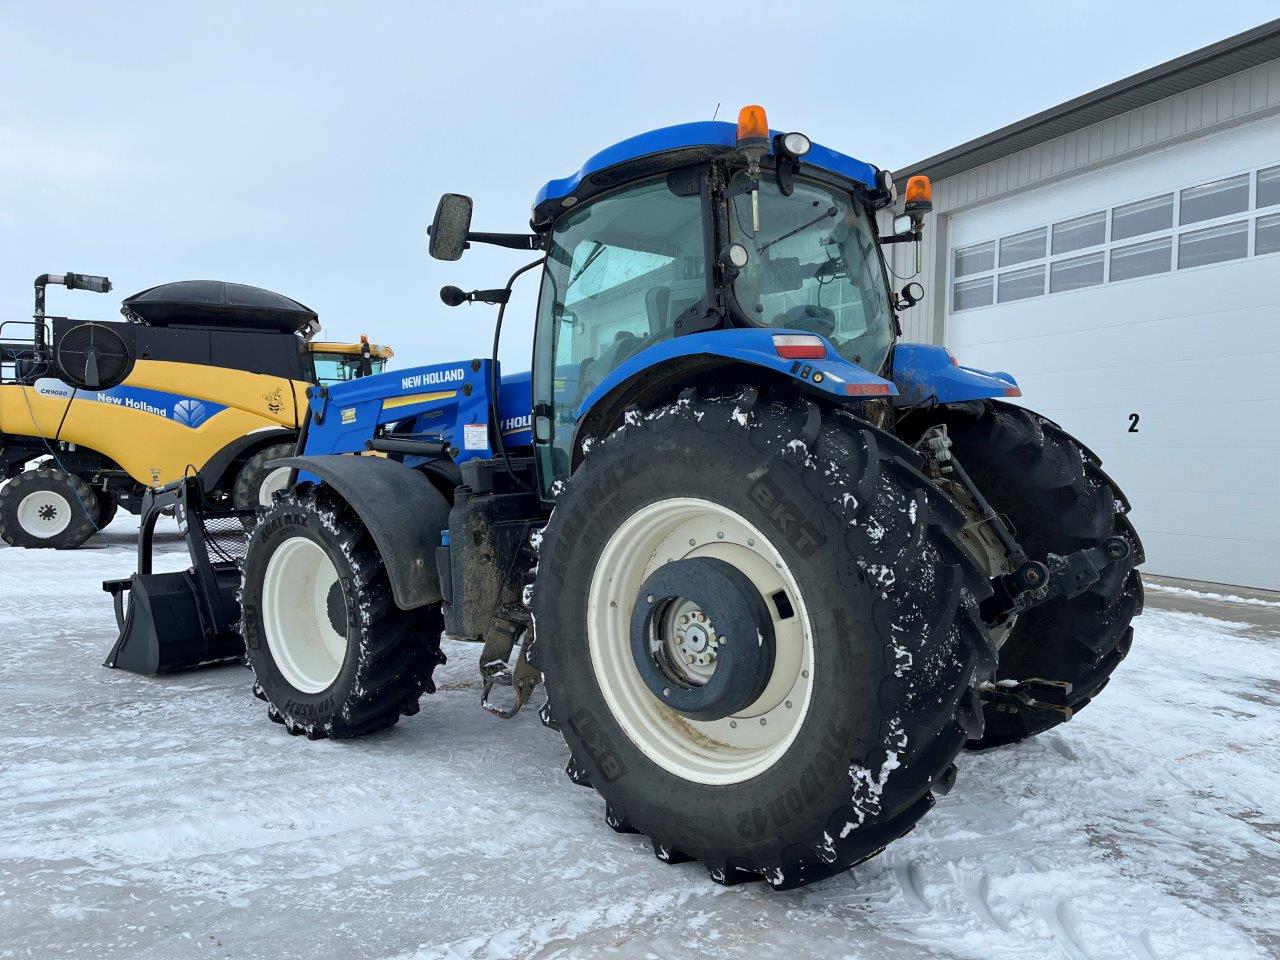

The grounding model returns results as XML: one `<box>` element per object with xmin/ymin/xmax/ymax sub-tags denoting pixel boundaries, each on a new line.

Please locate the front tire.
<box><xmin>240</xmin><ymin>483</ymin><xmax>445</xmax><ymax>738</ymax></box>
<box><xmin>0</xmin><ymin>467</ymin><xmax>100</xmax><ymax>549</ymax></box>
<box><xmin>534</xmin><ymin>390</ymin><xmax>995</xmax><ymax>889</ymax></box>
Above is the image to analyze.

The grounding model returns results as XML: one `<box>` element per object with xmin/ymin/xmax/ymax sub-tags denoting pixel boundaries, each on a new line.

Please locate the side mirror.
<box><xmin>428</xmin><ymin>193</ymin><xmax>474</xmax><ymax>261</ymax></box>
<box><xmin>898</xmin><ymin>281</ymin><xmax>924</xmax><ymax>308</ymax></box>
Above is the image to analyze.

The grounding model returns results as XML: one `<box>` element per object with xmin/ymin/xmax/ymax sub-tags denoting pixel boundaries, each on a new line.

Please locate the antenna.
<box><xmin>711</xmin><ymin>101</ymin><xmax>721</xmax><ymax>121</ymax></box>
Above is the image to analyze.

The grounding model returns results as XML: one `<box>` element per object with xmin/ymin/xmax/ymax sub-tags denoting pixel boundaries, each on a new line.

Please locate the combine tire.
<box><xmin>533</xmin><ymin>390</ymin><xmax>995</xmax><ymax>889</ymax></box>
<box><xmin>239</xmin><ymin>482</ymin><xmax>445</xmax><ymax>739</ymax></box>
<box><xmin>933</xmin><ymin>401</ymin><xmax>1144</xmax><ymax>749</ymax></box>
<box><xmin>0</xmin><ymin>467</ymin><xmax>100</xmax><ymax>549</ymax></box>
<box><xmin>233</xmin><ymin>442</ymin><xmax>296</xmax><ymax>510</ymax></box>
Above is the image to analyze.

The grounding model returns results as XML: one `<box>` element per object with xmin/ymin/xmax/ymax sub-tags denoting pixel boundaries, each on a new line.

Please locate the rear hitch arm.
<box><xmin>916</xmin><ymin>425</ymin><xmax>1131</xmax><ymax>629</ymax></box>
<box><xmin>978</xmin><ymin>678</ymin><xmax>1074</xmax><ymax>722</ymax></box>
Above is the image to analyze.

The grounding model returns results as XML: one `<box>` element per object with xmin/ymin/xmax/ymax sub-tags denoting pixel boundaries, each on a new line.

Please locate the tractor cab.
<box><xmin>430</xmin><ymin>104</ymin><xmax>932</xmax><ymax>488</ymax></box>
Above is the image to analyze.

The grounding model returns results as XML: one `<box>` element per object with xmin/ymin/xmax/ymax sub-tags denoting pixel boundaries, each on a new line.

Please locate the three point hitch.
<box><xmin>917</xmin><ymin>425</ymin><xmax>1133</xmax><ymax>629</ymax></box>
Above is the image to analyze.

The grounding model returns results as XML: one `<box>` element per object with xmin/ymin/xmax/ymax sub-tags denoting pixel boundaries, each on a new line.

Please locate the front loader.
<box><xmin>108</xmin><ymin>106</ymin><xmax>1143</xmax><ymax>889</ymax></box>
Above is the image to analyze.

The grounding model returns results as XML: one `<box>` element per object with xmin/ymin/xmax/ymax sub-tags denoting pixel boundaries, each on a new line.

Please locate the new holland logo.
<box><xmin>173</xmin><ymin>399</ymin><xmax>209</xmax><ymax>427</ymax></box>
<box><xmin>502</xmin><ymin>414</ymin><xmax>532</xmax><ymax>434</ymax></box>
<box><xmin>401</xmin><ymin>368</ymin><xmax>465</xmax><ymax>390</ymax></box>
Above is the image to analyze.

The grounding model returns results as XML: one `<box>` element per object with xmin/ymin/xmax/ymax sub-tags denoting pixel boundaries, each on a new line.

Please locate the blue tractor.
<box><xmin>113</xmin><ymin>106</ymin><xmax>1143</xmax><ymax>890</ymax></box>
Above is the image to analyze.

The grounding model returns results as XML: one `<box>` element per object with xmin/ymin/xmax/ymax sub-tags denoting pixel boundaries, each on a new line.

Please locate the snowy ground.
<box><xmin>1</xmin><ymin>520</ymin><xmax>1278</xmax><ymax>960</ymax></box>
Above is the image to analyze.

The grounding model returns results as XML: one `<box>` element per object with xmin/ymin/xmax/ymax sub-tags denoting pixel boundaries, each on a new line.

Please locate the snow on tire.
<box><xmin>533</xmin><ymin>388</ymin><xmax>995</xmax><ymax>890</ymax></box>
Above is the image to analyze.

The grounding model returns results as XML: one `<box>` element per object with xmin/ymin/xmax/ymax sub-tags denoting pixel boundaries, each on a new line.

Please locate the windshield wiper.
<box><xmin>567</xmin><ymin>241</ymin><xmax>606</xmax><ymax>291</ymax></box>
<box><xmin>757</xmin><ymin>205</ymin><xmax>839</xmax><ymax>255</ymax></box>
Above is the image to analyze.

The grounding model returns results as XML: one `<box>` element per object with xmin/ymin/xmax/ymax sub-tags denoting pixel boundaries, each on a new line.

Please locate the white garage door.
<box><xmin>944</xmin><ymin>114</ymin><xmax>1280</xmax><ymax>591</ymax></box>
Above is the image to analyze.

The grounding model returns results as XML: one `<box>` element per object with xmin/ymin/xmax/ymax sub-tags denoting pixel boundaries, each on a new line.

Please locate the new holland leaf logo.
<box><xmin>173</xmin><ymin>399</ymin><xmax>208</xmax><ymax>427</ymax></box>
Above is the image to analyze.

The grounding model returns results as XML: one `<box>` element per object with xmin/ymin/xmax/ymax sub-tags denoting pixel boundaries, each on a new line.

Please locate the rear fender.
<box><xmin>891</xmin><ymin>343</ymin><xmax>1021</xmax><ymax>406</ymax></box>
<box><xmin>272</xmin><ymin>455</ymin><xmax>449</xmax><ymax>610</ymax></box>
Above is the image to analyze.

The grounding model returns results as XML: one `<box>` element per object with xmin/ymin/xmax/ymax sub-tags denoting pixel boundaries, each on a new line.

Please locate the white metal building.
<box><xmin>885</xmin><ymin>20</ymin><xmax>1280</xmax><ymax>591</ymax></box>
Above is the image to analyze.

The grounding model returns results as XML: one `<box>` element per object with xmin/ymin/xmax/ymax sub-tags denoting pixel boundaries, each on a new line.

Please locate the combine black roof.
<box><xmin>121</xmin><ymin>280</ymin><xmax>318</xmax><ymax>335</ymax></box>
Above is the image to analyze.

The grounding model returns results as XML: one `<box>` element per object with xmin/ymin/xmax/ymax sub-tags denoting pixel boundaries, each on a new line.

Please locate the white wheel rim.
<box><xmin>258</xmin><ymin>466</ymin><xmax>293</xmax><ymax>508</ymax></box>
<box><xmin>261</xmin><ymin>535</ymin><xmax>348</xmax><ymax>693</ymax></box>
<box><xmin>587</xmin><ymin>497</ymin><xmax>815</xmax><ymax>785</ymax></box>
<box><xmin>17</xmin><ymin>490</ymin><xmax>73</xmax><ymax>538</ymax></box>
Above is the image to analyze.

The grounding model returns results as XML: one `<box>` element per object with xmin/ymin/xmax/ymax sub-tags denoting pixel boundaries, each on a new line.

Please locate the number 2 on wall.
<box><xmin>1128</xmin><ymin>413</ymin><xmax>1140</xmax><ymax>433</ymax></box>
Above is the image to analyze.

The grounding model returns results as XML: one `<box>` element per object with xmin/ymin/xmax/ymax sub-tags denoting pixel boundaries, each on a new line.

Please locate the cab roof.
<box><xmin>533</xmin><ymin>120</ymin><xmax>880</xmax><ymax>225</ymax></box>
<box><xmin>308</xmin><ymin>340</ymin><xmax>394</xmax><ymax>359</ymax></box>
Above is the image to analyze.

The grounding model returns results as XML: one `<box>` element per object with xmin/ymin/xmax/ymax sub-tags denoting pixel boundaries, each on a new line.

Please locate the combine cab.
<box><xmin>111</xmin><ymin>107</ymin><xmax>1143</xmax><ymax>889</ymax></box>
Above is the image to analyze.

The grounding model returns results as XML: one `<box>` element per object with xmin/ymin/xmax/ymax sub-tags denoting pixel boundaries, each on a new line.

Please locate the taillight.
<box><xmin>772</xmin><ymin>334</ymin><xmax>826</xmax><ymax>360</ymax></box>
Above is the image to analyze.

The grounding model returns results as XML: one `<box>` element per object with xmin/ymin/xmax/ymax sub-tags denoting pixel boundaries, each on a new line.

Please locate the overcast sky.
<box><xmin>2</xmin><ymin>2</ymin><xmax>1274</xmax><ymax>370</ymax></box>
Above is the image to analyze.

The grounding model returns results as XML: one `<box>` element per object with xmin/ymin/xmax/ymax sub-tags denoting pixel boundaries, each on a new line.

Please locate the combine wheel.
<box><xmin>233</xmin><ymin>442</ymin><xmax>297</xmax><ymax>510</ymax></box>
<box><xmin>534</xmin><ymin>390</ymin><xmax>995</xmax><ymax>889</ymax></box>
<box><xmin>925</xmin><ymin>401</ymin><xmax>1144</xmax><ymax>749</ymax></box>
<box><xmin>239</xmin><ymin>483</ymin><xmax>444</xmax><ymax>738</ymax></box>
<box><xmin>0</xmin><ymin>466</ymin><xmax>100</xmax><ymax>549</ymax></box>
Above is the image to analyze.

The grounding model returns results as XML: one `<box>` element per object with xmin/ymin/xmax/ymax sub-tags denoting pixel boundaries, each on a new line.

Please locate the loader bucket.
<box><xmin>102</xmin><ymin>477</ymin><xmax>253</xmax><ymax>675</ymax></box>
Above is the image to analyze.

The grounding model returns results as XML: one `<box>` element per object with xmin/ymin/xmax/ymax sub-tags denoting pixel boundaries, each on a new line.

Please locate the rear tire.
<box><xmin>240</xmin><ymin>482</ymin><xmax>445</xmax><ymax>738</ymax></box>
<box><xmin>233</xmin><ymin>442</ymin><xmax>296</xmax><ymax>511</ymax></box>
<box><xmin>0</xmin><ymin>467</ymin><xmax>100</xmax><ymax>549</ymax></box>
<box><xmin>930</xmin><ymin>401</ymin><xmax>1144</xmax><ymax>749</ymax></box>
<box><xmin>534</xmin><ymin>390</ymin><xmax>995</xmax><ymax>889</ymax></box>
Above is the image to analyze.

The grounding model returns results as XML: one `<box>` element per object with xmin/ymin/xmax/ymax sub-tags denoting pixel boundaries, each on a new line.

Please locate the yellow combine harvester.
<box><xmin>0</xmin><ymin>273</ymin><xmax>391</xmax><ymax>548</ymax></box>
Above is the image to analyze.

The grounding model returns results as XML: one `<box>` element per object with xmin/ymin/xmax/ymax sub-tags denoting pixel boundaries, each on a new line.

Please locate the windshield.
<box><xmin>311</xmin><ymin>352</ymin><xmax>385</xmax><ymax>385</ymax></box>
<box><xmin>729</xmin><ymin>175</ymin><xmax>893</xmax><ymax>373</ymax></box>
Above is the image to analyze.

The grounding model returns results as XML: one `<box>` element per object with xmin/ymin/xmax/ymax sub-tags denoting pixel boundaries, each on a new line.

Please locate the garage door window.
<box><xmin>1179</xmin><ymin>175</ymin><xmax>1250</xmax><ymax>225</ymax></box>
<box><xmin>1256</xmin><ymin>212</ymin><xmax>1280</xmax><ymax>256</ymax></box>
<box><xmin>1112</xmin><ymin>194</ymin><xmax>1173</xmax><ymax>241</ymax></box>
<box><xmin>997</xmin><ymin>265</ymin><xmax>1044</xmax><ymax>303</ymax></box>
<box><xmin>1258</xmin><ymin>165</ymin><xmax>1280</xmax><ymax>209</ymax></box>
<box><xmin>1178</xmin><ymin>220</ymin><xmax>1248</xmax><ymax>269</ymax></box>
<box><xmin>1050</xmin><ymin>251</ymin><xmax>1104</xmax><ymax>293</ymax></box>
<box><xmin>953</xmin><ymin>275</ymin><xmax>994</xmax><ymax>311</ymax></box>
<box><xmin>954</xmin><ymin>241</ymin><xmax>995</xmax><ymax>277</ymax></box>
<box><xmin>999</xmin><ymin>227</ymin><xmax>1046</xmax><ymax>266</ymax></box>
<box><xmin>1052</xmin><ymin>211</ymin><xmax>1106</xmax><ymax>255</ymax></box>
<box><xmin>948</xmin><ymin>163</ymin><xmax>1280</xmax><ymax>314</ymax></box>
<box><xmin>1110</xmin><ymin>237</ymin><xmax>1171</xmax><ymax>281</ymax></box>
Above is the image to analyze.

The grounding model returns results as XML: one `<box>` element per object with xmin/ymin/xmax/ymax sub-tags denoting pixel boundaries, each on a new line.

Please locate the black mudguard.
<box><xmin>272</xmin><ymin>455</ymin><xmax>450</xmax><ymax>610</ymax></box>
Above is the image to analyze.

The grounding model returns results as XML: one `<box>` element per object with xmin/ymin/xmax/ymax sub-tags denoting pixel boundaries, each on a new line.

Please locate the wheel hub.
<box><xmin>17</xmin><ymin>490</ymin><xmax>73</xmax><ymax>538</ymax></box>
<box><xmin>669</xmin><ymin>603</ymin><xmax>718</xmax><ymax>677</ymax></box>
<box><xmin>630</xmin><ymin>556</ymin><xmax>776</xmax><ymax>722</ymax></box>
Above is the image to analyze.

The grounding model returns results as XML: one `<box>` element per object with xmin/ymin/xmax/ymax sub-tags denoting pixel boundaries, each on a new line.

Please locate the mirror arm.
<box><xmin>878</xmin><ymin>233</ymin><xmax>919</xmax><ymax>245</ymax></box>
<box><xmin>466</xmin><ymin>231</ymin><xmax>544</xmax><ymax>251</ymax></box>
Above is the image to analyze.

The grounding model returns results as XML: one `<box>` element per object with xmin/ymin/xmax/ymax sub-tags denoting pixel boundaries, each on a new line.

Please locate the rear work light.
<box><xmin>772</xmin><ymin>334</ymin><xmax>826</xmax><ymax>360</ymax></box>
